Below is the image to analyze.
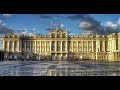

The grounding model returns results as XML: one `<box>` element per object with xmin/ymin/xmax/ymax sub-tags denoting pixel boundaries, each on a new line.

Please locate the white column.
<box><xmin>92</xmin><ymin>41</ymin><xmax>94</xmax><ymax>52</ymax></box>
<box><xmin>45</xmin><ymin>41</ymin><xmax>46</xmax><ymax>52</ymax></box>
<box><xmin>109</xmin><ymin>40</ymin><xmax>110</xmax><ymax>52</ymax></box>
<box><xmin>8</xmin><ymin>41</ymin><xmax>10</xmax><ymax>52</ymax></box>
<box><xmin>112</xmin><ymin>40</ymin><xmax>114</xmax><ymax>52</ymax></box>
<box><xmin>82</xmin><ymin>41</ymin><xmax>83</xmax><ymax>52</ymax></box>
<box><xmin>96</xmin><ymin>40</ymin><xmax>98</xmax><ymax>60</ymax></box>
<box><xmin>25</xmin><ymin>41</ymin><xmax>27</xmax><ymax>52</ymax></box>
<box><xmin>3</xmin><ymin>41</ymin><xmax>5</xmax><ymax>51</ymax></box>
<box><xmin>27</xmin><ymin>41</ymin><xmax>28</xmax><ymax>52</ymax></box>
<box><xmin>87</xmin><ymin>41</ymin><xmax>88</xmax><ymax>52</ymax></box>
<box><xmin>66</xmin><ymin>41</ymin><xmax>68</xmax><ymax>52</ymax></box>
<box><xmin>103</xmin><ymin>41</ymin><xmax>105</xmax><ymax>52</ymax></box>
<box><xmin>97</xmin><ymin>40</ymin><xmax>100</xmax><ymax>60</ymax></box>
<box><xmin>29</xmin><ymin>41</ymin><xmax>31</xmax><ymax>52</ymax></box>
<box><xmin>61</xmin><ymin>41</ymin><xmax>62</xmax><ymax>52</ymax></box>
<box><xmin>99</xmin><ymin>41</ymin><xmax>100</xmax><ymax>52</ymax></box>
<box><xmin>108</xmin><ymin>41</ymin><xmax>109</xmax><ymax>52</ymax></box>
<box><xmin>110</xmin><ymin>40</ymin><xmax>111</xmax><ymax>52</ymax></box>
<box><xmin>72</xmin><ymin>41</ymin><xmax>74</xmax><ymax>52</ymax></box>
<box><xmin>37</xmin><ymin>41</ymin><xmax>38</xmax><ymax>53</ymax></box>
<box><xmin>96</xmin><ymin>40</ymin><xmax>100</xmax><ymax>52</ymax></box>
<box><xmin>18</xmin><ymin>41</ymin><xmax>19</xmax><ymax>52</ymax></box>
<box><xmin>13</xmin><ymin>41</ymin><xmax>15</xmax><ymax>52</ymax></box>
<box><xmin>40</xmin><ymin>41</ymin><xmax>41</xmax><ymax>53</ymax></box>
<box><xmin>55</xmin><ymin>41</ymin><xmax>57</xmax><ymax>52</ymax></box>
<box><xmin>111</xmin><ymin>40</ymin><xmax>114</xmax><ymax>52</ymax></box>
<box><xmin>50</xmin><ymin>41</ymin><xmax>51</xmax><ymax>52</ymax></box>
<box><xmin>91</xmin><ymin>41</ymin><xmax>94</xmax><ymax>60</ymax></box>
<box><xmin>55</xmin><ymin>54</ymin><xmax>57</xmax><ymax>60</ymax></box>
<box><xmin>111</xmin><ymin>40</ymin><xmax>113</xmax><ymax>52</ymax></box>
<box><xmin>35</xmin><ymin>41</ymin><xmax>36</xmax><ymax>53</ymax></box>
<box><xmin>20</xmin><ymin>41</ymin><xmax>22</xmax><ymax>52</ymax></box>
<box><xmin>19</xmin><ymin>41</ymin><xmax>21</xmax><ymax>52</ymax></box>
<box><xmin>31</xmin><ymin>41</ymin><xmax>33</xmax><ymax>52</ymax></box>
<box><xmin>77</xmin><ymin>41</ymin><xmax>78</xmax><ymax>53</ymax></box>
<box><xmin>26</xmin><ymin>40</ymin><xmax>29</xmax><ymax>51</ymax></box>
<box><xmin>114</xmin><ymin>39</ymin><xmax>116</xmax><ymax>51</ymax></box>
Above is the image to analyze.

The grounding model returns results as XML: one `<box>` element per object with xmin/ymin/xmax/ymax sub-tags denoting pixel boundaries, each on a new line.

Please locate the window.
<box><xmin>62</xmin><ymin>33</ymin><xmax>66</xmax><ymax>38</ymax></box>
<box><xmin>52</xmin><ymin>33</ymin><xmax>55</xmax><ymax>38</ymax></box>
<box><xmin>78</xmin><ymin>48</ymin><xmax>82</xmax><ymax>52</ymax></box>
<box><xmin>89</xmin><ymin>48</ymin><xmax>92</xmax><ymax>51</ymax></box>
<box><xmin>116</xmin><ymin>39</ymin><xmax>118</xmax><ymax>50</ymax></box>
<box><xmin>57</xmin><ymin>34</ymin><xmax>60</xmax><ymax>38</ymax></box>
<box><xmin>105</xmin><ymin>41</ymin><xmax>108</xmax><ymax>51</ymax></box>
<box><xmin>9</xmin><ymin>41</ymin><xmax>13</xmax><ymax>51</ymax></box>
<box><xmin>5</xmin><ymin>41</ymin><xmax>7</xmax><ymax>48</ymax></box>
<box><xmin>100</xmin><ymin>41</ymin><xmax>103</xmax><ymax>52</ymax></box>
<box><xmin>84</xmin><ymin>48</ymin><xmax>87</xmax><ymax>52</ymax></box>
<box><xmin>78</xmin><ymin>41</ymin><xmax>81</xmax><ymax>47</ymax></box>
<box><xmin>93</xmin><ymin>41</ymin><xmax>96</xmax><ymax>52</ymax></box>
<box><xmin>14</xmin><ymin>41</ymin><xmax>18</xmax><ymax>51</ymax></box>
<box><xmin>52</xmin><ymin>41</ymin><xmax>55</xmax><ymax>51</ymax></box>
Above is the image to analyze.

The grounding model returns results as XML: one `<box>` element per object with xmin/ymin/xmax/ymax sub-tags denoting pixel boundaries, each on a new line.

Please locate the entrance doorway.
<box><xmin>63</xmin><ymin>54</ymin><xmax>67</xmax><ymax>60</ymax></box>
<box><xmin>63</xmin><ymin>56</ymin><xmax>66</xmax><ymax>60</ymax></box>
<box><xmin>52</xmin><ymin>55</ymin><xmax>55</xmax><ymax>61</ymax></box>
<box><xmin>56</xmin><ymin>55</ymin><xmax>61</xmax><ymax>61</ymax></box>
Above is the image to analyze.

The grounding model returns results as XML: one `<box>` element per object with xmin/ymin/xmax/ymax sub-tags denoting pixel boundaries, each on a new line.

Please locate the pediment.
<box><xmin>57</xmin><ymin>29</ymin><xmax>63</xmax><ymax>33</ymax></box>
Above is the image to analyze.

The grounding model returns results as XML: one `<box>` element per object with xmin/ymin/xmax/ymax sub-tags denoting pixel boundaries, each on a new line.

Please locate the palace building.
<box><xmin>2</xmin><ymin>26</ymin><xmax>120</xmax><ymax>61</ymax></box>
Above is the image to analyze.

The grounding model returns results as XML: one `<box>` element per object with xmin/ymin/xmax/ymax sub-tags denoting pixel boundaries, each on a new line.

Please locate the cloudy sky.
<box><xmin>1</xmin><ymin>14</ymin><xmax>120</xmax><ymax>35</ymax></box>
<box><xmin>0</xmin><ymin>14</ymin><xmax>120</xmax><ymax>49</ymax></box>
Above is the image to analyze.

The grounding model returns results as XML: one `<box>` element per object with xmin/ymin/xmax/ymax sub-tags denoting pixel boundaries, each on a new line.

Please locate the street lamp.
<box><xmin>80</xmin><ymin>55</ymin><xmax>83</xmax><ymax>60</ymax></box>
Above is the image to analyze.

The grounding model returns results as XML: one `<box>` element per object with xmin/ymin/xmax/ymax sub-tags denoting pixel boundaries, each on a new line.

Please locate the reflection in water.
<box><xmin>0</xmin><ymin>61</ymin><xmax>120</xmax><ymax>76</ymax></box>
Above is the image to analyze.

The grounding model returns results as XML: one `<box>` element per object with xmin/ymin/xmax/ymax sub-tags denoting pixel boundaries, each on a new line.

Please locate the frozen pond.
<box><xmin>0</xmin><ymin>60</ymin><xmax>120</xmax><ymax>76</ymax></box>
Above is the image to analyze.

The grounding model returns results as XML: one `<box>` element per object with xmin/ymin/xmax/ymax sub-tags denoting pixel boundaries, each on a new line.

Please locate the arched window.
<box><xmin>52</xmin><ymin>33</ymin><xmax>55</xmax><ymax>38</ymax></box>
<box><xmin>5</xmin><ymin>41</ymin><xmax>7</xmax><ymax>48</ymax></box>
<box><xmin>62</xmin><ymin>33</ymin><xmax>66</xmax><ymax>38</ymax></box>
<box><xmin>14</xmin><ymin>41</ymin><xmax>18</xmax><ymax>52</ymax></box>
<box><xmin>57</xmin><ymin>34</ymin><xmax>60</xmax><ymax>38</ymax></box>
<box><xmin>9</xmin><ymin>41</ymin><xmax>13</xmax><ymax>51</ymax></box>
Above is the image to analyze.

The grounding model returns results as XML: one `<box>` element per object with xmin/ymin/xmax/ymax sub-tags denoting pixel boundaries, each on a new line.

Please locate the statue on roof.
<box><xmin>57</xmin><ymin>25</ymin><xmax>61</xmax><ymax>30</ymax></box>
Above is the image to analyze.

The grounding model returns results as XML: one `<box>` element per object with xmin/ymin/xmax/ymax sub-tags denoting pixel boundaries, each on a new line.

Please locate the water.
<box><xmin>0</xmin><ymin>60</ymin><xmax>120</xmax><ymax>76</ymax></box>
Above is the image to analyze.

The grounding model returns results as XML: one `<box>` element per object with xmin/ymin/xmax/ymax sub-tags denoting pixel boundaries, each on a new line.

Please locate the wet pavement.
<box><xmin>0</xmin><ymin>60</ymin><xmax>120</xmax><ymax>76</ymax></box>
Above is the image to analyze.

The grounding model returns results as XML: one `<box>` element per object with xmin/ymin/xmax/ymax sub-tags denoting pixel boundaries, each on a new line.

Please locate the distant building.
<box><xmin>2</xmin><ymin>26</ymin><xmax>120</xmax><ymax>61</ymax></box>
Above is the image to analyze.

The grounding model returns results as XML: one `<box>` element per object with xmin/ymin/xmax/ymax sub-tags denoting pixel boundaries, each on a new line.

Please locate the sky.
<box><xmin>1</xmin><ymin>14</ymin><xmax>120</xmax><ymax>49</ymax></box>
<box><xmin>0</xmin><ymin>14</ymin><xmax>120</xmax><ymax>35</ymax></box>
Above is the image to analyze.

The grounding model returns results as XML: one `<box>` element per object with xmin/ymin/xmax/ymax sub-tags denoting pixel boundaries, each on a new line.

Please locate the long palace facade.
<box><xmin>2</xmin><ymin>26</ymin><xmax>120</xmax><ymax>61</ymax></box>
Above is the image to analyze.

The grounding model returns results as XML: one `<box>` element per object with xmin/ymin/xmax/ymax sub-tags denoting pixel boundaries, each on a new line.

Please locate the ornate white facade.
<box><xmin>2</xmin><ymin>27</ymin><xmax>120</xmax><ymax>61</ymax></box>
